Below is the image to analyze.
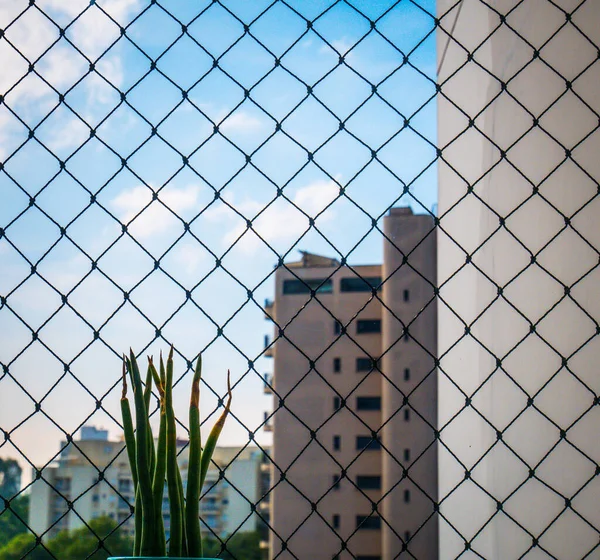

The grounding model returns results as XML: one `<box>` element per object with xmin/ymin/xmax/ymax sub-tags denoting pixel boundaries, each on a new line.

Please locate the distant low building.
<box><xmin>28</xmin><ymin>425</ymin><xmax>270</xmax><ymax>542</ymax></box>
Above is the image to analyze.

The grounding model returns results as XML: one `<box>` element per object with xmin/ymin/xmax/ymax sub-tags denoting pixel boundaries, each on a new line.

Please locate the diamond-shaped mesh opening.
<box><xmin>0</xmin><ymin>1</ymin><xmax>599</xmax><ymax>559</ymax></box>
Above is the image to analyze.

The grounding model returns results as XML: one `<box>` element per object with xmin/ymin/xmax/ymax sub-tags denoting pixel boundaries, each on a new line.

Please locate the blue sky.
<box><xmin>0</xmin><ymin>0</ymin><xmax>437</xmax><ymax>485</ymax></box>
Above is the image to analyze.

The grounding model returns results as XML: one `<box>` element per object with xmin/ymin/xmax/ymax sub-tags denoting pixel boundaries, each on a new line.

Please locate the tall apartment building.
<box><xmin>266</xmin><ymin>207</ymin><xmax>437</xmax><ymax>560</ymax></box>
<box><xmin>29</xmin><ymin>425</ymin><xmax>270</xmax><ymax>542</ymax></box>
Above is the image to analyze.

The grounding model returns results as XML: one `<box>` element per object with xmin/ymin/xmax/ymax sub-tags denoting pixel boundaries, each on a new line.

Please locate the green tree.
<box><xmin>0</xmin><ymin>516</ymin><xmax>132</xmax><ymax>560</ymax></box>
<box><xmin>47</xmin><ymin>516</ymin><xmax>133</xmax><ymax>560</ymax></box>
<box><xmin>0</xmin><ymin>494</ymin><xmax>29</xmax><ymax>548</ymax></box>
<box><xmin>0</xmin><ymin>532</ymin><xmax>51</xmax><ymax>560</ymax></box>
<box><xmin>204</xmin><ymin>531</ymin><xmax>264</xmax><ymax>560</ymax></box>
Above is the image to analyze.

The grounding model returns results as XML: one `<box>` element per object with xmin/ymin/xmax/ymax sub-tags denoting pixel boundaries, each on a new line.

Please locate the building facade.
<box><xmin>266</xmin><ymin>207</ymin><xmax>438</xmax><ymax>559</ymax></box>
<box><xmin>437</xmin><ymin>2</ymin><xmax>600</xmax><ymax>558</ymax></box>
<box><xmin>29</xmin><ymin>426</ymin><xmax>270</xmax><ymax>543</ymax></box>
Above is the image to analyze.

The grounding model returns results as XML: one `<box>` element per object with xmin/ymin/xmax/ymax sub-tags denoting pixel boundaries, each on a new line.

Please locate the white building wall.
<box><xmin>222</xmin><ymin>449</ymin><xmax>261</xmax><ymax>535</ymax></box>
<box><xmin>67</xmin><ymin>466</ymin><xmax>95</xmax><ymax>531</ymax></box>
<box><xmin>28</xmin><ymin>469</ymin><xmax>53</xmax><ymax>538</ymax></box>
<box><xmin>437</xmin><ymin>1</ymin><xmax>600</xmax><ymax>559</ymax></box>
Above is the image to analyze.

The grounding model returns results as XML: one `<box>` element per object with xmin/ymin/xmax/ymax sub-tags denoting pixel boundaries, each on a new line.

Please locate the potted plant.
<box><xmin>109</xmin><ymin>347</ymin><xmax>231</xmax><ymax>559</ymax></box>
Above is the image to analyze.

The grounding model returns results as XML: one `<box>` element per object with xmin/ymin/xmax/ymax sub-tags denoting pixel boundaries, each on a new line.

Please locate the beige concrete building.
<box><xmin>29</xmin><ymin>426</ymin><xmax>270</xmax><ymax>542</ymax></box>
<box><xmin>266</xmin><ymin>208</ymin><xmax>437</xmax><ymax>560</ymax></box>
<box><xmin>437</xmin><ymin>1</ymin><xmax>600</xmax><ymax>559</ymax></box>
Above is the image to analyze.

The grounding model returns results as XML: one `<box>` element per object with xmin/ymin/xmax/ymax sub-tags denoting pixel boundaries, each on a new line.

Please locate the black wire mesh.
<box><xmin>0</xmin><ymin>0</ymin><xmax>598</xmax><ymax>559</ymax></box>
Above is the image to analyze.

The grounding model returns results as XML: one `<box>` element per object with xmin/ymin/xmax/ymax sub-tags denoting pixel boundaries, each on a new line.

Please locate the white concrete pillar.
<box><xmin>437</xmin><ymin>1</ymin><xmax>600</xmax><ymax>558</ymax></box>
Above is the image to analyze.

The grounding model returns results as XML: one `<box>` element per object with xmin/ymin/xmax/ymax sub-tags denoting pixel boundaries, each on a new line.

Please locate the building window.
<box><xmin>403</xmin><ymin>329</ymin><xmax>410</xmax><ymax>342</ymax></box>
<box><xmin>340</xmin><ymin>276</ymin><xmax>382</xmax><ymax>293</ymax></box>
<box><xmin>333</xmin><ymin>357</ymin><xmax>341</xmax><ymax>373</ymax></box>
<box><xmin>403</xmin><ymin>489</ymin><xmax>411</xmax><ymax>503</ymax></box>
<box><xmin>356</xmin><ymin>396</ymin><xmax>381</xmax><ymax>411</ymax></box>
<box><xmin>404</xmin><ymin>368</ymin><xmax>410</xmax><ymax>381</ymax></box>
<box><xmin>356</xmin><ymin>436</ymin><xmax>381</xmax><ymax>451</ymax></box>
<box><xmin>118</xmin><ymin>479</ymin><xmax>132</xmax><ymax>493</ymax></box>
<box><xmin>333</xmin><ymin>435</ymin><xmax>341</xmax><ymax>451</ymax></box>
<box><xmin>283</xmin><ymin>278</ymin><xmax>333</xmax><ymax>295</ymax></box>
<box><xmin>404</xmin><ymin>448</ymin><xmax>410</xmax><ymax>462</ymax></box>
<box><xmin>403</xmin><ymin>289</ymin><xmax>410</xmax><ymax>302</ymax></box>
<box><xmin>205</xmin><ymin>514</ymin><xmax>218</xmax><ymax>529</ymax></box>
<box><xmin>55</xmin><ymin>478</ymin><xmax>71</xmax><ymax>491</ymax></box>
<box><xmin>356</xmin><ymin>475</ymin><xmax>381</xmax><ymax>490</ymax></box>
<box><xmin>334</xmin><ymin>396</ymin><xmax>341</xmax><ymax>411</ymax></box>
<box><xmin>332</xmin><ymin>475</ymin><xmax>340</xmax><ymax>490</ymax></box>
<box><xmin>403</xmin><ymin>408</ymin><xmax>410</xmax><ymax>421</ymax></box>
<box><xmin>333</xmin><ymin>514</ymin><xmax>340</xmax><ymax>529</ymax></box>
<box><xmin>334</xmin><ymin>320</ymin><xmax>342</xmax><ymax>335</ymax></box>
<box><xmin>404</xmin><ymin>531</ymin><xmax>411</xmax><ymax>542</ymax></box>
<box><xmin>356</xmin><ymin>319</ymin><xmax>381</xmax><ymax>334</ymax></box>
<box><xmin>356</xmin><ymin>357</ymin><xmax>375</xmax><ymax>372</ymax></box>
<box><xmin>356</xmin><ymin>515</ymin><xmax>381</xmax><ymax>530</ymax></box>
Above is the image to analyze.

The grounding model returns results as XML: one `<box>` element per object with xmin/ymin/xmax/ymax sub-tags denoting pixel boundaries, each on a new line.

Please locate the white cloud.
<box><xmin>0</xmin><ymin>111</ymin><xmax>13</xmax><ymax>159</ymax></box>
<box><xmin>45</xmin><ymin>117</ymin><xmax>89</xmax><ymax>153</ymax></box>
<box><xmin>84</xmin><ymin>57</ymin><xmax>124</xmax><ymax>106</ymax></box>
<box><xmin>219</xmin><ymin>111</ymin><xmax>264</xmax><ymax>134</ymax></box>
<box><xmin>320</xmin><ymin>37</ymin><xmax>354</xmax><ymax>56</ymax></box>
<box><xmin>294</xmin><ymin>179</ymin><xmax>340</xmax><ymax>215</ymax></box>
<box><xmin>0</xmin><ymin>0</ymin><xmax>140</xmax><ymax>154</ymax></box>
<box><xmin>171</xmin><ymin>241</ymin><xmax>208</xmax><ymax>275</ymax></box>
<box><xmin>38</xmin><ymin>0</ymin><xmax>140</xmax><ymax>60</ymax></box>
<box><xmin>0</xmin><ymin>6</ymin><xmax>58</xmax><ymax>97</ymax></box>
<box><xmin>111</xmin><ymin>184</ymin><xmax>201</xmax><ymax>238</ymax></box>
<box><xmin>219</xmin><ymin>179</ymin><xmax>341</xmax><ymax>254</ymax></box>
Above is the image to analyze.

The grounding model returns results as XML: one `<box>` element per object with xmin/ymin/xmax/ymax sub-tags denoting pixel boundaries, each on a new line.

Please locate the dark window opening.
<box><xmin>333</xmin><ymin>514</ymin><xmax>340</xmax><ymax>529</ymax></box>
<box><xmin>334</xmin><ymin>396</ymin><xmax>341</xmax><ymax>411</ymax></box>
<box><xmin>356</xmin><ymin>436</ymin><xmax>381</xmax><ymax>451</ymax></box>
<box><xmin>357</xmin><ymin>319</ymin><xmax>381</xmax><ymax>334</ymax></box>
<box><xmin>356</xmin><ymin>515</ymin><xmax>381</xmax><ymax>530</ymax></box>
<box><xmin>403</xmin><ymin>289</ymin><xmax>410</xmax><ymax>302</ymax></box>
<box><xmin>356</xmin><ymin>475</ymin><xmax>381</xmax><ymax>490</ymax></box>
<box><xmin>404</xmin><ymin>448</ymin><xmax>410</xmax><ymax>462</ymax></box>
<box><xmin>404</xmin><ymin>368</ymin><xmax>410</xmax><ymax>381</ymax></box>
<box><xmin>333</xmin><ymin>357</ymin><xmax>341</xmax><ymax>373</ymax></box>
<box><xmin>332</xmin><ymin>474</ymin><xmax>340</xmax><ymax>490</ymax></box>
<box><xmin>333</xmin><ymin>435</ymin><xmax>341</xmax><ymax>451</ymax></box>
<box><xmin>403</xmin><ymin>489</ymin><xmax>411</xmax><ymax>503</ymax></box>
<box><xmin>403</xmin><ymin>408</ymin><xmax>410</xmax><ymax>421</ymax></box>
<box><xmin>356</xmin><ymin>357</ymin><xmax>376</xmax><ymax>372</ymax></box>
<box><xmin>283</xmin><ymin>278</ymin><xmax>333</xmax><ymax>295</ymax></box>
<box><xmin>404</xmin><ymin>531</ymin><xmax>411</xmax><ymax>542</ymax></box>
<box><xmin>340</xmin><ymin>276</ymin><xmax>382</xmax><ymax>293</ymax></box>
<box><xmin>356</xmin><ymin>396</ymin><xmax>381</xmax><ymax>410</ymax></box>
<box><xmin>334</xmin><ymin>320</ymin><xmax>342</xmax><ymax>335</ymax></box>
